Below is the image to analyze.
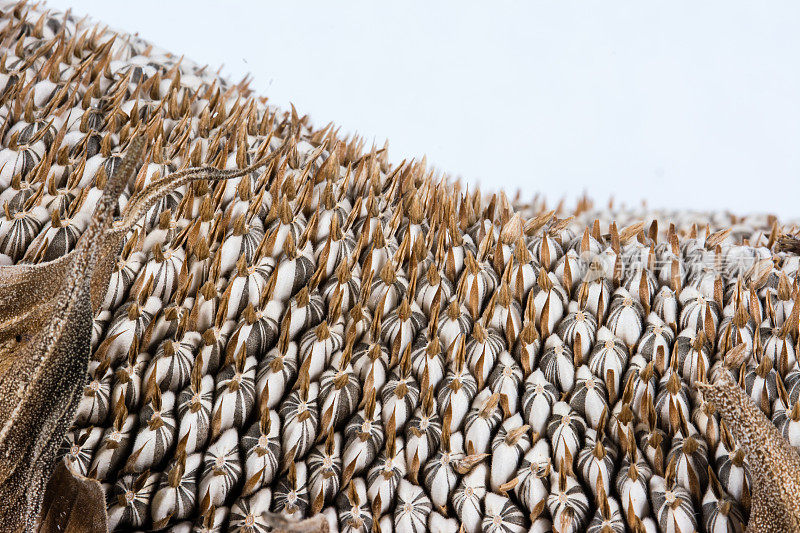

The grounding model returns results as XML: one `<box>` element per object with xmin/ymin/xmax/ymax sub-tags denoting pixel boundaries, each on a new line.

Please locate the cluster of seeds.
<box><xmin>1</xmin><ymin>2</ymin><xmax>800</xmax><ymax>532</ymax></box>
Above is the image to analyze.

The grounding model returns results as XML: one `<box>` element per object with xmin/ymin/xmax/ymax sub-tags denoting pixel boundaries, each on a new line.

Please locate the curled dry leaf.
<box><xmin>0</xmin><ymin>136</ymin><xmax>144</xmax><ymax>530</ymax></box>
<box><xmin>0</xmin><ymin>133</ymin><xmax>275</xmax><ymax>530</ymax></box>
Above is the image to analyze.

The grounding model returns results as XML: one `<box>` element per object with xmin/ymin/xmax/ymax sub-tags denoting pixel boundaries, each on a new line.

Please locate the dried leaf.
<box><xmin>0</xmin><ymin>137</ymin><xmax>144</xmax><ymax>529</ymax></box>
<box><xmin>37</xmin><ymin>458</ymin><xmax>108</xmax><ymax>533</ymax></box>
<box><xmin>0</xmin><ymin>135</ymin><xmax>276</xmax><ymax>528</ymax></box>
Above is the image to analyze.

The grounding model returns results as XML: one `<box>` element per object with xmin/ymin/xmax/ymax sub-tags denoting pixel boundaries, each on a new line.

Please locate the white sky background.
<box><xmin>46</xmin><ymin>1</ymin><xmax>800</xmax><ymax>219</ymax></box>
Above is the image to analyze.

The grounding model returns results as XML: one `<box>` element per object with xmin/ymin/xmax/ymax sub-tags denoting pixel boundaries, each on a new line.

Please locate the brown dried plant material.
<box><xmin>4</xmin><ymin>4</ymin><xmax>800</xmax><ymax>532</ymax></box>
<box><xmin>697</xmin><ymin>344</ymin><xmax>800</xmax><ymax>533</ymax></box>
<box><xmin>37</xmin><ymin>458</ymin><xmax>108</xmax><ymax>533</ymax></box>
<box><xmin>777</xmin><ymin>234</ymin><xmax>800</xmax><ymax>254</ymax></box>
<box><xmin>0</xmin><ymin>136</ymin><xmax>144</xmax><ymax>530</ymax></box>
<box><xmin>0</xmin><ymin>138</ymin><xmax>279</xmax><ymax>319</ymax></box>
<box><xmin>0</xmin><ymin>133</ymin><xmax>275</xmax><ymax>529</ymax></box>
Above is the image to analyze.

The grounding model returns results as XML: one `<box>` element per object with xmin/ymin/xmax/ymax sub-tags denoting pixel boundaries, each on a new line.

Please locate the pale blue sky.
<box><xmin>47</xmin><ymin>1</ymin><xmax>800</xmax><ymax>218</ymax></box>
